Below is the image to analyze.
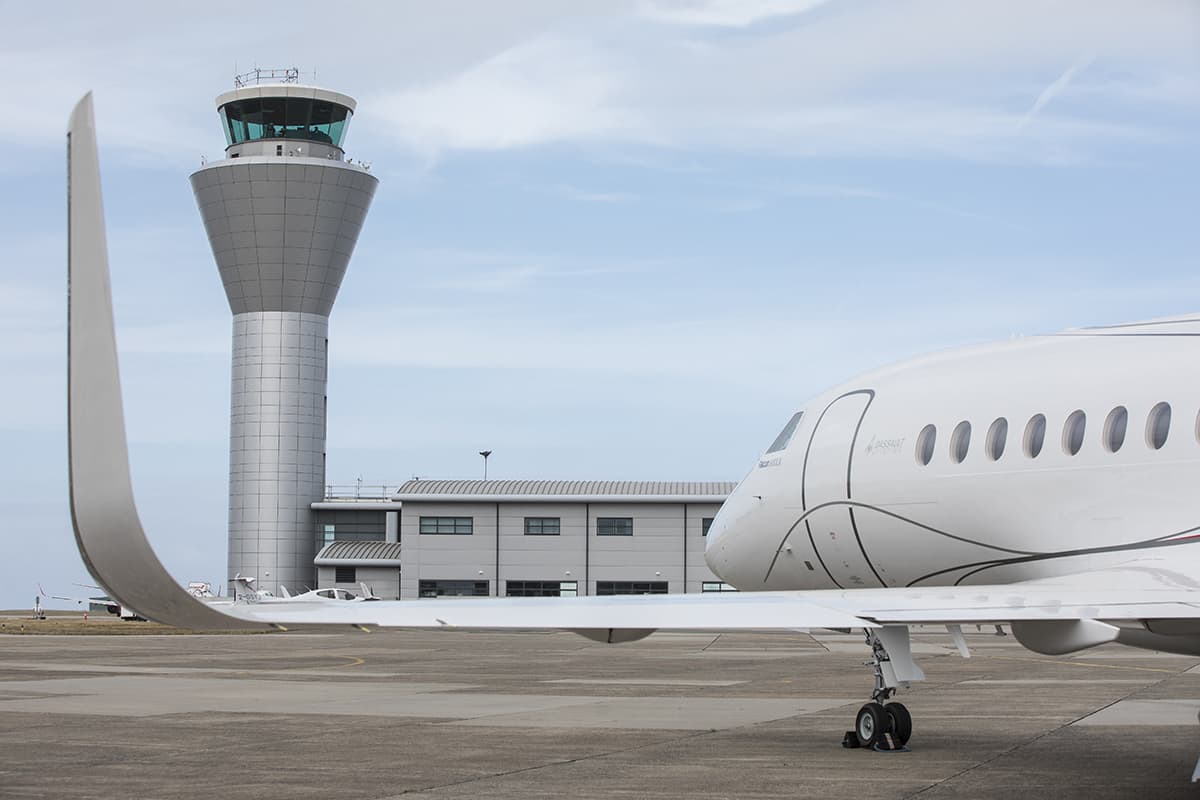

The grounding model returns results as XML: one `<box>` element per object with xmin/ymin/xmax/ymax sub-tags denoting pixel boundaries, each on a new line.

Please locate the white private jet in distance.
<box><xmin>65</xmin><ymin>94</ymin><xmax>1200</xmax><ymax>776</ymax></box>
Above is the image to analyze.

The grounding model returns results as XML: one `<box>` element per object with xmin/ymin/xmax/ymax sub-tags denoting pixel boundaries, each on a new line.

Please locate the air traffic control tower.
<box><xmin>190</xmin><ymin>70</ymin><xmax>378</xmax><ymax>595</ymax></box>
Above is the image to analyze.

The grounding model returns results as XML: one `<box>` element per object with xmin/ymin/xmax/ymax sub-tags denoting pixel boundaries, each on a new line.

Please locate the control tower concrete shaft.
<box><xmin>190</xmin><ymin>81</ymin><xmax>377</xmax><ymax>595</ymax></box>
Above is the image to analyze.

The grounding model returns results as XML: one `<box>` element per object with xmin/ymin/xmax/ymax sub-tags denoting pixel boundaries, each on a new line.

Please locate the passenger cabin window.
<box><xmin>765</xmin><ymin>411</ymin><xmax>804</xmax><ymax>454</ymax></box>
<box><xmin>915</xmin><ymin>424</ymin><xmax>936</xmax><ymax>466</ymax></box>
<box><xmin>1147</xmin><ymin>402</ymin><xmax>1171</xmax><ymax>450</ymax></box>
<box><xmin>1024</xmin><ymin>414</ymin><xmax>1046</xmax><ymax>458</ymax></box>
<box><xmin>950</xmin><ymin>421</ymin><xmax>971</xmax><ymax>464</ymax></box>
<box><xmin>1103</xmin><ymin>406</ymin><xmax>1128</xmax><ymax>452</ymax></box>
<box><xmin>985</xmin><ymin>418</ymin><xmax>1008</xmax><ymax>461</ymax></box>
<box><xmin>1063</xmin><ymin>410</ymin><xmax>1086</xmax><ymax>455</ymax></box>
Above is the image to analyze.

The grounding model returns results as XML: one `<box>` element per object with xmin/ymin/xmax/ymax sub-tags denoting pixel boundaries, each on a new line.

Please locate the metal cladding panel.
<box><xmin>228</xmin><ymin>311</ymin><xmax>328</xmax><ymax>595</ymax></box>
<box><xmin>191</xmin><ymin>158</ymin><xmax>377</xmax><ymax>315</ymax></box>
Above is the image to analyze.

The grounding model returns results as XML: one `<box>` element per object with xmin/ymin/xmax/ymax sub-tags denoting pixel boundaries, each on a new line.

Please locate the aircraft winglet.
<box><xmin>66</xmin><ymin>94</ymin><xmax>264</xmax><ymax>632</ymax></box>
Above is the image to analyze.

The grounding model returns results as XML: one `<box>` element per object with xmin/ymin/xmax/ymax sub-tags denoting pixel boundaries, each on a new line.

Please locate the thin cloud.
<box><xmin>362</xmin><ymin>2</ymin><xmax>1196</xmax><ymax>164</ymax></box>
<box><xmin>637</xmin><ymin>0</ymin><xmax>832</xmax><ymax>27</ymax></box>
<box><xmin>1020</xmin><ymin>56</ymin><xmax>1094</xmax><ymax>130</ymax></box>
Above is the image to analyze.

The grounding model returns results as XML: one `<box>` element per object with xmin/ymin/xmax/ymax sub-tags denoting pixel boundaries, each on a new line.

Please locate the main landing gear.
<box><xmin>842</xmin><ymin>628</ymin><xmax>921</xmax><ymax>751</ymax></box>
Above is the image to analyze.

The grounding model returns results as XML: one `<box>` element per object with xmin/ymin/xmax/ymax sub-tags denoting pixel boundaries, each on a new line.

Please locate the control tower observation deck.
<box><xmin>190</xmin><ymin>77</ymin><xmax>378</xmax><ymax>595</ymax></box>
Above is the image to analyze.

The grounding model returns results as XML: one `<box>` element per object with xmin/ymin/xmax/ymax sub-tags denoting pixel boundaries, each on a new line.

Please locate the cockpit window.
<box><xmin>765</xmin><ymin>412</ymin><xmax>804</xmax><ymax>454</ymax></box>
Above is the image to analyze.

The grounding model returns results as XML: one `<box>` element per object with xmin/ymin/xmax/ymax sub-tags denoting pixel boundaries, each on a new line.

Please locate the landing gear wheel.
<box><xmin>855</xmin><ymin>702</ymin><xmax>889</xmax><ymax>748</ymax></box>
<box><xmin>885</xmin><ymin>702</ymin><xmax>912</xmax><ymax>745</ymax></box>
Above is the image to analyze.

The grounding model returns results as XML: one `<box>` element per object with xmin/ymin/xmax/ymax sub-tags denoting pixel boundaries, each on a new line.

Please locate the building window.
<box><xmin>984</xmin><ymin>417</ymin><xmax>1007</xmax><ymax>461</ymax></box>
<box><xmin>701</xmin><ymin>518</ymin><xmax>714</xmax><ymax>536</ymax></box>
<box><xmin>419</xmin><ymin>516</ymin><xmax>473</xmax><ymax>535</ymax></box>
<box><xmin>315</xmin><ymin>511</ymin><xmax>386</xmax><ymax>544</ymax></box>
<box><xmin>701</xmin><ymin>581</ymin><xmax>738</xmax><ymax>592</ymax></box>
<box><xmin>334</xmin><ymin>566</ymin><xmax>356</xmax><ymax>583</ymax></box>
<box><xmin>766</xmin><ymin>411</ymin><xmax>804</xmax><ymax>453</ymax></box>
<box><xmin>1024</xmin><ymin>414</ymin><xmax>1047</xmax><ymax>458</ymax></box>
<box><xmin>418</xmin><ymin>580</ymin><xmax>488</xmax><ymax>598</ymax></box>
<box><xmin>950</xmin><ymin>420</ymin><xmax>971</xmax><ymax>464</ymax></box>
<box><xmin>1063</xmin><ymin>409</ymin><xmax>1086</xmax><ymax>455</ymax></box>
<box><xmin>506</xmin><ymin>580</ymin><xmax>578</xmax><ymax>597</ymax></box>
<box><xmin>915</xmin><ymin>424</ymin><xmax>936</xmax><ymax>466</ymax></box>
<box><xmin>1147</xmin><ymin>402</ymin><xmax>1171</xmax><ymax>450</ymax></box>
<box><xmin>524</xmin><ymin>517</ymin><xmax>561</xmax><ymax>535</ymax></box>
<box><xmin>1103</xmin><ymin>406</ymin><xmax>1128</xmax><ymax>453</ymax></box>
<box><xmin>596</xmin><ymin>581</ymin><xmax>668</xmax><ymax>595</ymax></box>
<box><xmin>596</xmin><ymin>517</ymin><xmax>634</xmax><ymax>536</ymax></box>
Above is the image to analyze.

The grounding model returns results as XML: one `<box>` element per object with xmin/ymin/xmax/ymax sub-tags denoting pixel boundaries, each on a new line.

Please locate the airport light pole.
<box><xmin>479</xmin><ymin>450</ymin><xmax>492</xmax><ymax>480</ymax></box>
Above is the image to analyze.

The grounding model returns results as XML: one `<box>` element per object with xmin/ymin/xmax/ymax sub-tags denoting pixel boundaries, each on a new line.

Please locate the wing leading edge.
<box><xmin>66</xmin><ymin>93</ymin><xmax>1200</xmax><ymax>650</ymax></box>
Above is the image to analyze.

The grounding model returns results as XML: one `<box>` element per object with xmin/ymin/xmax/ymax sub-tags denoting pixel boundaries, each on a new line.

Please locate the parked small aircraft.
<box><xmin>39</xmin><ymin>583</ymin><xmax>146</xmax><ymax>621</ymax></box>
<box><xmin>279</xmin><ymin>584</ymin><xmax>381</xmax><ymax>602</ymax></box>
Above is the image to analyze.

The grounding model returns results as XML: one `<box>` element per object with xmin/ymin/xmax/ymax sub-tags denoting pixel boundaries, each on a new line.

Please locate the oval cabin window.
<box><xmin>1147</xmin><ymin>402</ymin><xmax>1171</xmax><ymax>450</ymax></box>
<box><xmin>1063</xmin><ymin>410</ymin><xmax>1086</xmax><ymax>456</ymax></box>
<box><xmin>950</xmin><ymin>421</ymin><xmax>971</xmax><ymax>464</ymax></box>
<box><xmin>1103</xmin><ymin>406</ymin><xmax>1127</xmax><ymax>453</ymax></box>
<box><xmin>985</xmin><ymin>417</ymin><xmax>1008</xmax><ymax>461</ymax></box>
<box><xmin>1024</xmin><ymin>414</ymin><xmax>1046</xmax><ymax>458</ymax></box>
<box><xmin>915</xmin><ymin>424</ymin><xmax>936</xmax><ymax>465</ymax></box>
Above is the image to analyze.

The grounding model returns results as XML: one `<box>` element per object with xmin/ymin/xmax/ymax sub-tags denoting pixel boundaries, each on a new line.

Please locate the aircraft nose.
<box><xmin>704</xmin><ymin>482</ymin><xmax>758</xmax><ymax>582</ymax></box>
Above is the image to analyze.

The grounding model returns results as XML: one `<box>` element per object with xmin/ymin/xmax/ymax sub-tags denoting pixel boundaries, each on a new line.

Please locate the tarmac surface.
<box><xmin>2</xmin><ymin>625</ymin><xmax>1200</xmax><ymax>799</ymax></box>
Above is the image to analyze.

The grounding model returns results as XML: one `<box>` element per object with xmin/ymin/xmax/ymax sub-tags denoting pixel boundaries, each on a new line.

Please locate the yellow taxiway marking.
<box><xmin>279</xmin><ymin>655</ymin><xmax>366</xmax><ymax>671</ymax></box>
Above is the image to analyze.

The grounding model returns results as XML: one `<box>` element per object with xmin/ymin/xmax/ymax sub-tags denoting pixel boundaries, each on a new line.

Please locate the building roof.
<box><xmin>394</xmin><ymin>479</ymin><xmax>735</xmax><ymax>503</ymax></box>
<box><xmin>314</xmin><ymin>540</ymin><xmax>403</xmax><ymax>566</ymax></box>
<box><xmin>214</xmin><ymin>84</ymin><xmax>357</xmax><ymax>113</ymax></box>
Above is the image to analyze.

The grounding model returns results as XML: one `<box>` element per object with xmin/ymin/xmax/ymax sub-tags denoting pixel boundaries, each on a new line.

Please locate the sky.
<box><xmin>1</xmin><ymin>0</ymin><xmax>1197</xmax><ymax>609</ymax></box>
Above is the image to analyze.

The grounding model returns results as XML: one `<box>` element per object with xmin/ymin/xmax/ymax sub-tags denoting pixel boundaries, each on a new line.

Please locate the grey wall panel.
<box><xmin>393</xmin><ymin>500</ymin><xmax>728</xmax><ymax>598</ymax></box>
<box><xmin>191</xmin><ymin>158</ymin><xmax>377</xmax><ymax>316</ymax></box>
<box><xmin>225</xmin><ymin>312</ymin><xmax>329</xmax><ymax>595</ymax></box>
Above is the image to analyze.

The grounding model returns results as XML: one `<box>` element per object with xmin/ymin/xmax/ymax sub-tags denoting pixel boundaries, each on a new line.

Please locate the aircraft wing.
<box><xmin>218</xmin><ymin>555</ymin><xmax>1200</xmax><ymax>633</ymax></box>
<box><xmin>65</xmin><ymin>93</ymin><xmax>1200</xmax><ymax>648</ymax></box>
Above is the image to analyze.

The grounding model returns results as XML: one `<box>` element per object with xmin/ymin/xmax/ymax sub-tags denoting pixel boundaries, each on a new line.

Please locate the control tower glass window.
<box><xmin>219</xmin><ymin>98</ymin><xmax>352</xmax><ymax>147</ymax></box>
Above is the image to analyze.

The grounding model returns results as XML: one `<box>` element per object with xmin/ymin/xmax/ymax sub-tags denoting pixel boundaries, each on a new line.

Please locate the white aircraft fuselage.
<box><xmin>707</xmin><ymin>318</ymin><xmax>1200</xmax><ymax>593</ymax></box>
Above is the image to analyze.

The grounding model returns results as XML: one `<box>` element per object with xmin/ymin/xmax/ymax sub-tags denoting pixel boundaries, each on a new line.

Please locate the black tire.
<box><xmin>886</xmin><ymin>702</ymin><xmax>912</xmax><ymax>745</ymax></box>
<box><xmin>855</xmin><ymin>702</ymin><xmax>889</xmax><ymax>748</ymax></box>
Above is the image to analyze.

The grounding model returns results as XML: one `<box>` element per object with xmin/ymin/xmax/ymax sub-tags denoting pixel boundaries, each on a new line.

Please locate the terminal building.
<box><xmin>311</xmin><ymin>480</ymin><xmax>736</xmax><ymax>599</ymax></box>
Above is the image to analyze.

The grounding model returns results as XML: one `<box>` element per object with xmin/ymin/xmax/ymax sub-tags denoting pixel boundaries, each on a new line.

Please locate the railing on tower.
<box><xmin>234</xmin><ymin>67</ymin><xmax>301</xmax><ymax>88</ymax></box>
<box><xmin>324</xmin><ymin>483</ymin><xmax>399</xmax><ymax>501</ymax></box>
